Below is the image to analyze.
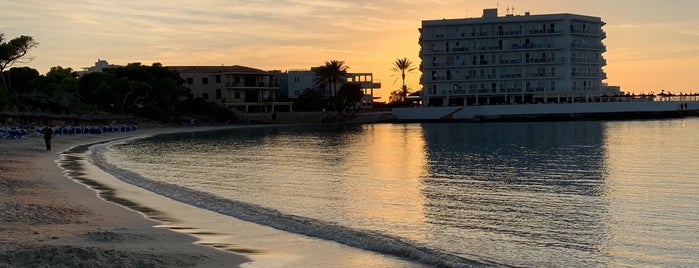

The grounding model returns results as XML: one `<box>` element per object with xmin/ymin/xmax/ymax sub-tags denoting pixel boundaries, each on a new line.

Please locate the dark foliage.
<box><xmin>176</xmin><ymin>98</ymin><xmax>238</xmax><ymax>123</ymax></box>
<box><xmin>295</xmin><ymin>87</ymin><xmax>325</xmax><ymax>111</ymax></box>
<box><xmin>1</xmin><ymin>62</ymin><xmax>235</xmax><ymax>123</ymax></box>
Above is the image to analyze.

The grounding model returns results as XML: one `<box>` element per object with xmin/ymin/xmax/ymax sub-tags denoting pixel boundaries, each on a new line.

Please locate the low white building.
<box><xmin>285</xmin><ymin>69</ymin><xmax>381</xmax><ymax>109</ymax></box>
<box><xmin>78</xmin><ymin>59</ymin><xmax>122</xmax><ymax>77</ymax></box>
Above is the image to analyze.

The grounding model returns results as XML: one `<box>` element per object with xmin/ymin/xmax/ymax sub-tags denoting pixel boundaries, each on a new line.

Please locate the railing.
<box><xmin>221</xmin><ymin>98</ymin><xmax>276</xmax><ymax>104</ymax></box>
<box><xmin>529</xmin><ymin>29</ymin><xmax>562</xmax><ymax>35</ymax></box>
<box><xmin>571</xmin><ymin>72</ymin><xmax>605</xmax><ymax>78</ymax></box>
<box><xmin>570</xmin><ymin>29</ymin><xmax>606</xmax><ymax>37</ymax></box>
<box><xmin>571</xmin><ymin>58</ymin><xmax>606</xmax><ymax>64</ymax></box>
<box><xmin>424</xmin><ymin>29</ymin><xmax>562</xmax><ymax>40</ymax></box>
<box><xmin>224</xmin><ymin>82</ymin><xmax>276</xmax><ymax>88</ymax></box>
<box><xmin>511</xmin><ymin>43</ymin><xmax>553</xmax><ymax>50</ymax></box>
<box><xmin>571</xmin><ymin>43</ymin><xmax>606</xmax><ymax>50</ymax></box>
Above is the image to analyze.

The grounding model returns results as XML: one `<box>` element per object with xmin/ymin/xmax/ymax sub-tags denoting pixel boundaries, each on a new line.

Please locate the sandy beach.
<box><xmin>0</xmin><ymin>124</ymin><xmax>425</xmax><ymax>268</ymax></box>
<box><xmin>0</xmin><ymin>126</ymin><xmax>250</xmax><ymax>267</ymax></box>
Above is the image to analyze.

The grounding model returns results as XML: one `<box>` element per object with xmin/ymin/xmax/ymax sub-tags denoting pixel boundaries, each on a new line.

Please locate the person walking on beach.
<box><xmin>41</xmin><ymin>126</ymin><xmax>53</xmax><ymax>151</ymax></box>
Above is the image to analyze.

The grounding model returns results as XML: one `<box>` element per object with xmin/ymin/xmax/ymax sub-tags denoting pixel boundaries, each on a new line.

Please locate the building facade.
<box><xmin>419</xmin><ymin>8</ymin><xmax>616</xmax><ymax>106</ymax></box>
<box><xmin>78</xmin><ymin>59</ymin><xmax>122</xmax><ymax>77</ymax></box>
<box><xmin>169</xmin><ymin>65</ymin><xmax>291</xmax><ymax>112</ymax></box>
<box><xmin>286</xmin><ymin>69</ymin><xmax>381</xmax><ymax>109</ymax></box>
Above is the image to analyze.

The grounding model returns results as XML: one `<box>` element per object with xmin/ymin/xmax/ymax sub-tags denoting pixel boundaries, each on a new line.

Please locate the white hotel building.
<box><xmin>419</xmin><ymin>8</ymin><xmax>618</xmax><ymax>106</ymax></box>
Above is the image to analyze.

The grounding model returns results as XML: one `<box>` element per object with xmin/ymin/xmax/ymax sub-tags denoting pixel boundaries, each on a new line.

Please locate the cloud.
<box><xmin>607</xmin><ymin>24</ymin><xmax>639</xmax><ymax>28</ymax></box>
<box><xmin>677</xmin><ymin>29</ymin><xmax>699</xmax><ymax>36</ymax></box>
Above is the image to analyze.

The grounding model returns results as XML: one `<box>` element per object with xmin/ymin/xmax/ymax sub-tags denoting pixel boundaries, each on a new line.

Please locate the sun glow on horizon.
<box><xmin>2</xmin><ymin>0</ymin><xmax>698</xmax><ymax>99</ymax></box>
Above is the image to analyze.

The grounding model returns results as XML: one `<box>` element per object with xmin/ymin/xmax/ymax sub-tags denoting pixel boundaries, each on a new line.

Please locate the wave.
<box><xmin>88</xmin><ymin>139</ymin><xmax>499</xmax><ymax>268</ymax></box>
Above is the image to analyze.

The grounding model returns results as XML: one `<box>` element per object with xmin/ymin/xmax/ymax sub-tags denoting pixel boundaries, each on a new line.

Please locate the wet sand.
<box><xmin>0</xmin><ymin>126</ymin><xmax>248</xmax><ymax>267</ymax></box>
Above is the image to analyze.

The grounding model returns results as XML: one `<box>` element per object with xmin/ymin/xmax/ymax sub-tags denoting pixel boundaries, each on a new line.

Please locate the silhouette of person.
<box><xmin>42</xmin><ymin>126</ymin><xmax>53</xmax><ymax>151</ymax></box>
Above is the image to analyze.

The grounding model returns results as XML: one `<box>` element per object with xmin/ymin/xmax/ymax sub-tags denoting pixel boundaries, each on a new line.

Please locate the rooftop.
<box><xmin>422</xmin><ymin>9</ymin><xmax>602</xmax><ymax>26</ymax></box>
<box><xmin>167</xmin><ymin>65</ymin><xmax>268</xmax><ymax>74</ymax></box>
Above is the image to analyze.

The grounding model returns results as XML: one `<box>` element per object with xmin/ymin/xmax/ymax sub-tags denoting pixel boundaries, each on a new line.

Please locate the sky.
<box><xmin>1</xmin><ymin>0</ymin><xmax>698</xmax><ymax>99</ymax></box>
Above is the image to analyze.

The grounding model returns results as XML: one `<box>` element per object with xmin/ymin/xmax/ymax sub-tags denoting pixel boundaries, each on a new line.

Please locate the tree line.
<box><xmin>1</xmin><ymin>32</ymin><xmax>422</xmax><ymax>122</ymax></box>
<box><xmin>1</xmin><ymin>62</ymin><xmax>237</xmax><ymax>122</ymax></box>
<box><xmin>1</xmin><ymin>33</ymin><xmax>237</xmax><ymax>122</ymax></box>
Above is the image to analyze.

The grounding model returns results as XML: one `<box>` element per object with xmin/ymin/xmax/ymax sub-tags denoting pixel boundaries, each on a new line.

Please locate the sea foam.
<box><xmin>88</xmin><ymin>139</ymin><xmax>498</xmax><ymax>268</ymax></box>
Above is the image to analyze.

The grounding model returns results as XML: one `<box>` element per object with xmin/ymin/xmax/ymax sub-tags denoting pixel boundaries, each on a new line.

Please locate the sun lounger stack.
<box><xmin>27</xmin><ymin>125</ymin><xmax>140</xmax><ymax>137</ymax></box>
<box><xmin>1</xmin><ymin>127</ymin><xmax>28</xmax><ymax>140</ymax></box>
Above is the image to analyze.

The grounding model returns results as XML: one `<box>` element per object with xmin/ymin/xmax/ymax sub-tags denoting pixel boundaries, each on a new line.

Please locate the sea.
<box><xmin>87</xmin><ymin>119</ymin><xmax>698</xmax><ymax>267</ymax></box>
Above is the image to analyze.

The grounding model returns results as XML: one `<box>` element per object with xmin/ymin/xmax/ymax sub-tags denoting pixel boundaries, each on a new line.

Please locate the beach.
<box><xmin>0</xmin><ymin>126</ymin><xmax>249</xmax><ymax>267</ymax></box>
<box><xmin>0</xmin><ymin>125</ymin><xmax>424</xmax><ymax>268</ymax></box>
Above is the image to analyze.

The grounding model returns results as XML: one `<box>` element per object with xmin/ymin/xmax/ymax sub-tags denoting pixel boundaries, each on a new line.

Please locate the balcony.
<box><xmin>571</xmin><ymin>72</ymin><xmax>606</xmax><ymax>78</ymax></box>
<box><xmin>571</xmin><ymin>29</ymin><xmax>606</xmax><ymax>38</ymax></box>
<box><xmin>571</xmin><ymin>43</ymin><xmax>606</xmax><ymax>51</ymax></box>
<box><xmin>510</xmin><ymin>43</ymin><xmax>554</xmax><ymax>50</ymax></box>
<box><xmin>528</xmin><ymin>29</ymin><xmax>564</xmax><ymax>35</ymax></box>
<box><xmin>571</xmin><ymin>58</ymin><xmax>607</xmax><ymax>65</ymax></box>
<box><xmin>224</xmin><ymin>82</ymin><xmax>276</xmax><ymax>89</ymax></box>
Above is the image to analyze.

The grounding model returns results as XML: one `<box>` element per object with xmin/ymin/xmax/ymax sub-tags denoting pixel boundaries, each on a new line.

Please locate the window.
<box><xmin>216</xmin><ymin>89</ymin><xmax>222</xmax><ymax>99</ymax></box>
<box><xmin>202</xmin><ymin>93</ymin><xmax>209</xmax><ymax>100</ymax></box>
<box><xmin>202</xmin><ymin>77</ymin><xmax>209</xmax><ymax>84</ymax></box>
<box><xmin>235</xmin><ymin>92</ymin><xmax>241</xmax><ymax>99</ymax></box>
<box><xmin>186</xmin><ymin>78</ymin><xmax>193</xmax><ymax>84</ymax></box>
<box><xmin>215</xmin><ymin>75</ymin><xmax>221</xmax><ymax>83</ymax></box>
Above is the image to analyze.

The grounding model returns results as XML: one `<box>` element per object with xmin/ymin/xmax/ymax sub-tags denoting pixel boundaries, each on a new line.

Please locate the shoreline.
<box><xmin>1</xmin><ymin>124</ymin><xmax>426</xmax><ymax>267</ymax></box>
<box><xmin>0</xmin><ymin>126</ymin><xmax>249</xmax><ymax>267</ymax></box>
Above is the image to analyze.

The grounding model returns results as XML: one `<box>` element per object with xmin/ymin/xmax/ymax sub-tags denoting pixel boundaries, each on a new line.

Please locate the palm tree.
<box><xmin>314</xmin><ymin>60</ymin><xmax>349</xmax><ymax>97</ymax></box>
<box><xmin>391</xmin><ymin>57</ymin><xmax>417</xmax><ymax>105</ymax></box>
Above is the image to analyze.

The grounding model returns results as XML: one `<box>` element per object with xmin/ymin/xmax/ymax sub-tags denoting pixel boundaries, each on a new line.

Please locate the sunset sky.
<box><xmin>1</xmin><ymin>0</ymin><xmax>698</xmax><ymax>99</ymax></box>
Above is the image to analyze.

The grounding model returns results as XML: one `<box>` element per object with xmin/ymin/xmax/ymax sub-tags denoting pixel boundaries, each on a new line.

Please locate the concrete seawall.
<box><xmin>393</xmin><ymin>101</ymin><xmax>699</xmax><ymax>122</ymax></box>
<box><xmin>235</xmin><ymin>111</ymin><xmax>395</xmax><ymax>124</ymax></box>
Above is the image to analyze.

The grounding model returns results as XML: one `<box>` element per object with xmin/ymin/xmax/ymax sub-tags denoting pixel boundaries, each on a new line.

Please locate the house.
<box><xmin>78</xmin><ymin>59</ymin><xmax>122</xmax><ymax>77</ymax></box>
<box><xmin>285</xmin><ymin>69</ymin><xmax>381</xmax><ymax>109</ymax></box>
<box><xmin>169</xmin><ymin>65</ymin><xmax>293</xmax><ymax>113</ymax></box>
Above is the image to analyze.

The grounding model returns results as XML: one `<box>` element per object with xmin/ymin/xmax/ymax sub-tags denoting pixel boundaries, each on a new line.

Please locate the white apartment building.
<box><xmin>286</xmin><ymin>69</ymin><xmax>381</xmax><ymax>109</ymax></box>
<box><xmin>419</xmin><ymin>8</ymin><xmax>617</xmax><ymax>106</ymax></box>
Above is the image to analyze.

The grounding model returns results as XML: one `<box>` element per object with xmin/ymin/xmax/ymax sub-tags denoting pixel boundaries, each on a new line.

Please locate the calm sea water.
<box><xmin>102</xmin><ymin>119</ymin><xmax>699</xmax><ymax>267</ymax></box>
